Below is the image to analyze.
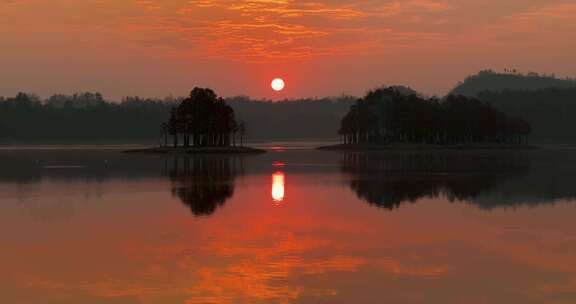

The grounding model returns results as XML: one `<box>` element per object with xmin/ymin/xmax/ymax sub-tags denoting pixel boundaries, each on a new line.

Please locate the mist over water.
<box><xmin>1</xmin><ymin>145</ymin><xmax>576</xmax><ymax>303</ymax></box>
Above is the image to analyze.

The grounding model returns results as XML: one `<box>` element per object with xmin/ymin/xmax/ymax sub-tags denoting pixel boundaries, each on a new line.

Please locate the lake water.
<box><xmin>1</xmin><ymin>144</ymin><xmax>576</xmax><ymax>303</ymax></box>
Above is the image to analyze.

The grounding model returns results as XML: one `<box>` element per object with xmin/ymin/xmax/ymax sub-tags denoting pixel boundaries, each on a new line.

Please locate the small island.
<box><xmin>318</xmin><ymin>143</ymin><xmax>538</xmax><ymax>151</ymax></box>
<box><xmin>319</xmin><ymin>86</ymin><xmax>536</xmax><ymax>151</ymax></box>
<box><xmin>125</xmin><ymin>87</ymin><xmax>266</xmax><ymax>154</ymax></box>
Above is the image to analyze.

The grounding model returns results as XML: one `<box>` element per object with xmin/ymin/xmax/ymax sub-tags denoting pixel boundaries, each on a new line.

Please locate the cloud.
<box><xmin>120</xmin><ymin>0</ymin><xmax>461</xmax><ymax>61</ymax></box>
<box><xmin>1</xmin><ymin>0</ymin><xmax>575</xmax><ymax>72</ymax></box>
<box><xmin>0</xmin><ymin>0</ymin><xmax>26</xmax><ymax>4</ymax></box>
<box><xmin>505</xmin><ymin>2</ymin><xmax>576</xmax><ymax>32</ymax></box>
<box><xmin>472</xmin><ymin>1</ymin><xmax>576</xmax><ymax>47</ymax></box>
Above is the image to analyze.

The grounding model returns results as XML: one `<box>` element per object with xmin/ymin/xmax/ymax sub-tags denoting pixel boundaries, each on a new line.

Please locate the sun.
<box><xmin>271</xmin><ymin>78</ymin><xmax>285</xmax><ymax>91</ymax></box>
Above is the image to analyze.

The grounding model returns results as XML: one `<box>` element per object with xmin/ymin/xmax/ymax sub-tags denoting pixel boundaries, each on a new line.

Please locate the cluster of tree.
<box><xmin>451</xmin><ymin>69</ymin><xmax>576</xmax><ymax>97</ymax></box>
<box><xmin>161</xmin><ymin>87</ymin><xmax>245</xmax><ymax>148</ymax></box>
<box><xmin>338</xmin><ymin>87</ymin><xmax>531</xmax><ymax>145</ymax></box>
<box><xmin>478</xmin><ymin>88</ymin><xmax>576</xmax><ymax>143</ymax></box>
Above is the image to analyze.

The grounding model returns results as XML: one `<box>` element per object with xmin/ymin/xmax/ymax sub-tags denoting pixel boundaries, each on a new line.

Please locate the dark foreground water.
<box><xmin>1</xmin><ymin>144</ymin><xmax>576</xmax><ymax>303</ymax></box>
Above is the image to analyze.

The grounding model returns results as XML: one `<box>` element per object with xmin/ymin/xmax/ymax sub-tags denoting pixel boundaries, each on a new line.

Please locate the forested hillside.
<box><xmin>478</xmin><ymin>88</ymin><xmax>576</xmax><ymax>143</ymax></box>
<box><xmin>451</xmin><ymin>70</ymin><xmax>576</xmax><ymax>97</ymax></box>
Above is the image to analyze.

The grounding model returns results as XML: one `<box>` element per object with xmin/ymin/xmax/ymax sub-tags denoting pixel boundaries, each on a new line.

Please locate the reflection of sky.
<box><xmin>1</xmin><ymin>174</ymin><xmax>576</xmax><ymax>303</ymax></box>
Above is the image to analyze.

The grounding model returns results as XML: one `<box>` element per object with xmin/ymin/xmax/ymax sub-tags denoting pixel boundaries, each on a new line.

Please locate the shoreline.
<box><xmin>123</xmin><ymin>146</ymin><xmax>267</xmax><ymax>154</ymax></box>
<box><xmin>317</xmin><ymin>143</ymin><xmax>540</xmax><ymax>151</ymax></box>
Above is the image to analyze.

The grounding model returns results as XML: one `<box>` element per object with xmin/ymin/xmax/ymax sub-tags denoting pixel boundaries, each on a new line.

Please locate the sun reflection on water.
<box><xmin>272</xmin><ymin>171</ymin><xmax>286</xmax><ymax>203</ymax></box>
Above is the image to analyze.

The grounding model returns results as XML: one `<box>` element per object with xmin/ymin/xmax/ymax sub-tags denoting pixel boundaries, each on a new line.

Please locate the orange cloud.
<box><xmin>1</xmin><ymin>0</ymin><xmax>575</xmax><ymax>98</ymax></box>
<box><xmin>504</xmin><ymin>3</ymin><xmax>576</xmax><ymax>32</ymax></box>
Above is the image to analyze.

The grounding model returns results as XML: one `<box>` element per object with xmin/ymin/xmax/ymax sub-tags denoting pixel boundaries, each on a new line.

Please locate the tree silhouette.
<box><xmin>237</xmin><ymin>120</ymin><xmax>246</xmax><ymax>146</ymax></box>
<box><xmin>0</xmin><ymin>121</ymin><xmax>5</xmax><ymax>141</ymax></box>
<box><xmin>159</xmin><ymin>122</ymin><xmax>169</xmax><ymax>147</ymax></box>
<box><xmin>338</xmin><ymin>87</ymin><xmax>531</xmax><ymax>145</ymax></box>
<box><xmin>163</xmin><ymin>87</ymin><xmax>240</xmax><ymax>148</ymax></box>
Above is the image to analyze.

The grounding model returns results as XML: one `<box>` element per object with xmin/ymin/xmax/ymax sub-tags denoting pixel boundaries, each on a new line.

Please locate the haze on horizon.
<box><xmin>1</xmin><ymin>0</ymin><xmax>575</xmax><ymax>100</ymax></box>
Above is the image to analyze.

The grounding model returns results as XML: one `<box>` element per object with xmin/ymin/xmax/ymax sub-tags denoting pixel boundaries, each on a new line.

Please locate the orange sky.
<box><xmin>1</xmin><ymin>0</ymin><xmax>575</xmax><ymax>100</ymax></box>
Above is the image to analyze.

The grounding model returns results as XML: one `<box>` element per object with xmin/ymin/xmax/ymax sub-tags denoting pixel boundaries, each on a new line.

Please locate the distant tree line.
<box><xmin>338</xmin><ymin>87</ymin><xmax>531</xmax><ymax>145</ymax></box>
<box><xmin>0</xmin><ymin>91</ymin><xmax>353</xmax><ymax>143</ymax></box>
<box><xmin>3</xmin><ymin>72</ymin><xmax>576</xmax><ymax>144</ymax></box>
<box><xmin>227</xmin><ymin>95</ymin><xmax>354</xmax><ymax>140</ymax></box>
<box><xmin>0</xmin><ymin>92</ymin><xmax>178</xmax><ymax>143</ymax></box>
<box><xmin>161</xmin><ymin>87</ymin><xmax>244</xmax><ymax>148</ymax></box>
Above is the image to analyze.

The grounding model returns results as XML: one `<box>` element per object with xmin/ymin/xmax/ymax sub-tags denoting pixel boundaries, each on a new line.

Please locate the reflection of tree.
<box><xmin>341</xmin><ymin>152</ymin><xmax>531</xmax><ymax>210</ymax></box>
<box><xmin>165</xmin><ymin>156</ymin><xmax>243</xmax><ymax>217</ymax></box>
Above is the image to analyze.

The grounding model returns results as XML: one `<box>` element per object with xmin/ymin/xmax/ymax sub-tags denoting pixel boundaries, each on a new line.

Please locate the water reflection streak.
<box><xmin>272</xmin><ymin>171</ymin><xmax>286</xmax><ymax>203</ymax></box>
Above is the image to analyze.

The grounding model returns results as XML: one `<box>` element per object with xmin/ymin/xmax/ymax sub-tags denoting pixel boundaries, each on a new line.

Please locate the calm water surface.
<box><xmin>1</xmin><ymin>145</ymin><xmax>576</xmax><ymax>303</ymax></box>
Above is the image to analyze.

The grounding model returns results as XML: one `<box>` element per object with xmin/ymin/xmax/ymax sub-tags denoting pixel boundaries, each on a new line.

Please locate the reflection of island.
<box><xmin>165</xmin><ymin>156</ymin><xmax>243</xmax><ymax>217</ymax></box>
<box><xmin>340</xmin><ymin>151</ymin><xmax>576</xmax><ymax>210</ymax></box>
